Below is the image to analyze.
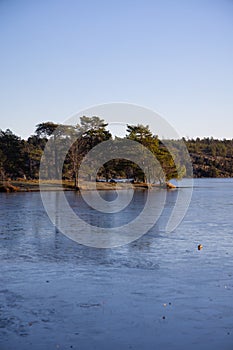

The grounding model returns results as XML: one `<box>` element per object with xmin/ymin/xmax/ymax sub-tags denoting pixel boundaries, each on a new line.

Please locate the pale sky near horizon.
<box><xmin>0</xmin><ymin>0</ymin><xmax>233</xmax><ymax>140</ymax></box>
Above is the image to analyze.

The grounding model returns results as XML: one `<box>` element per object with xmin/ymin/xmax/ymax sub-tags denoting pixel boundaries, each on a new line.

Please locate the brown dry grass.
<box><xmin>4</xmin><ymin>180</ymin><xmax>173</xmax><ymax>192</ymax></box>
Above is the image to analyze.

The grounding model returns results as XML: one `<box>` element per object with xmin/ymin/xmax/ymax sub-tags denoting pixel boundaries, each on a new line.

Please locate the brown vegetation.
<box><xmin>0</xmin><ymin>183</ymin><xmax>20</xmax><ymax>192</ymax></box>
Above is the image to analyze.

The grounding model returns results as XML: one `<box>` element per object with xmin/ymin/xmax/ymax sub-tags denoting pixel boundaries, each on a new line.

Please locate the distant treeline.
<box><xmin>185</xmin><ymin>137</ymin><xmax>233</xmax><ymax>177</ymax></box>
<box><xmin>0</xmin><ymin>117</ymin><xmax>232</xmax><ymax>183</ymax></box>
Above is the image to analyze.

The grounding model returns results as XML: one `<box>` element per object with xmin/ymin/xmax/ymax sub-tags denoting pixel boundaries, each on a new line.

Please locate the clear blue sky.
<box><xmin>0</xmin><ymin>0</ymin><xmax>233</xmax><ymax>139</ymax></box>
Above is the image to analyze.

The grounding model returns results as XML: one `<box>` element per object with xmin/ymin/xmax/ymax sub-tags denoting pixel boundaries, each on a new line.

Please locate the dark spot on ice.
<box><xmin>78</xmin><ymin>303</ymin><xmax>101</xmax><ymax>308</ymax></box>
<box><xmin>131</xmin><ymin>292</ymin><xmax>145</xmax><ymax>296</ymax></box>
<box><xmin>0</xmin><ymin>289</ymin><xmax>8</xmax><ymax>294</ymax></box>
<box><xmin>0</xmin><ymin>318</ymin><xmax>14</xmax><ymax>328</ymax></box>
<box><xmin>162</xmin><ymin>316</ymin><xmax>166</xmax><ymax>319</ymax></box>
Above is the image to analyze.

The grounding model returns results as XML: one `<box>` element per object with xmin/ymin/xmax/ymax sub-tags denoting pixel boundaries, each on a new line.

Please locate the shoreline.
<box><xmin>0</xmin><ymin>180</ymin><xmax>176</xmax><ymax>193</ymax></box>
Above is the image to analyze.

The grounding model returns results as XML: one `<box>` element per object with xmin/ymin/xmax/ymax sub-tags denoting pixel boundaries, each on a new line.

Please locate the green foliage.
<box><xmin>3</xmin><ymin>119</ymin><xmax>232</xmax><ymax>182</ymax></box>
<box><xmin>35</xmin><ymin>122</ymin><xmax>58</xmax><ymax>137</ymax></box>
<box><xmin>0</xmin><ymin>129</ymin><xmax>24</xmax><ymax>179</ymax></box>
<box><xmin>185</xmin><ymin>137</ymin><xmax>233</xmax><ymax>177</ymax></box>
<box><xmin>126</xmin><ymin>124</ymin><xmax>160</xmax><ymax>182</ymax></box>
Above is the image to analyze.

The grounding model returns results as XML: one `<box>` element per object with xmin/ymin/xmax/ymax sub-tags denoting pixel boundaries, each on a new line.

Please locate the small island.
<box><xmin>0</xmin><ymin>116</ymin><xmax>187</xmax><ymax>192</ymax></box>
<box><xmin>1</xmin><ymin>116</ymin><xmax>233</xmax><ymax>193</ymax></box>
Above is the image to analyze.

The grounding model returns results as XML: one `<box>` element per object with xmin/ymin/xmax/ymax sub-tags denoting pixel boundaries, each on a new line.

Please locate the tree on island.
<box><xmin>2</xmin><ymin>118</ymin><xmax>233</xmax><ymax>184</ymax></box>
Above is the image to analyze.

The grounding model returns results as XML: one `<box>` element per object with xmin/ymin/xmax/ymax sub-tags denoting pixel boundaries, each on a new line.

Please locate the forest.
<box><xmin>0</xmin><ymin>116</ymin><xmax>233</xmax><ymax>186</ymax></box>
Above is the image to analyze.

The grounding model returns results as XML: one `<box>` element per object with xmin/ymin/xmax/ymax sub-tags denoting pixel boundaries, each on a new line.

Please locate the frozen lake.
<box><xmin>0</xmin><ymin>178</ymin><xmax>233</xmax><ymax>349</ymax></box>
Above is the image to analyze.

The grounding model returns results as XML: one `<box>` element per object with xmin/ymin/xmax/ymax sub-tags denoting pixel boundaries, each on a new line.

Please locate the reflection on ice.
<box><xmin>1</xmin><ymin>179</ymin><xmax>233</xmax><ymax>349</ymax></box>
